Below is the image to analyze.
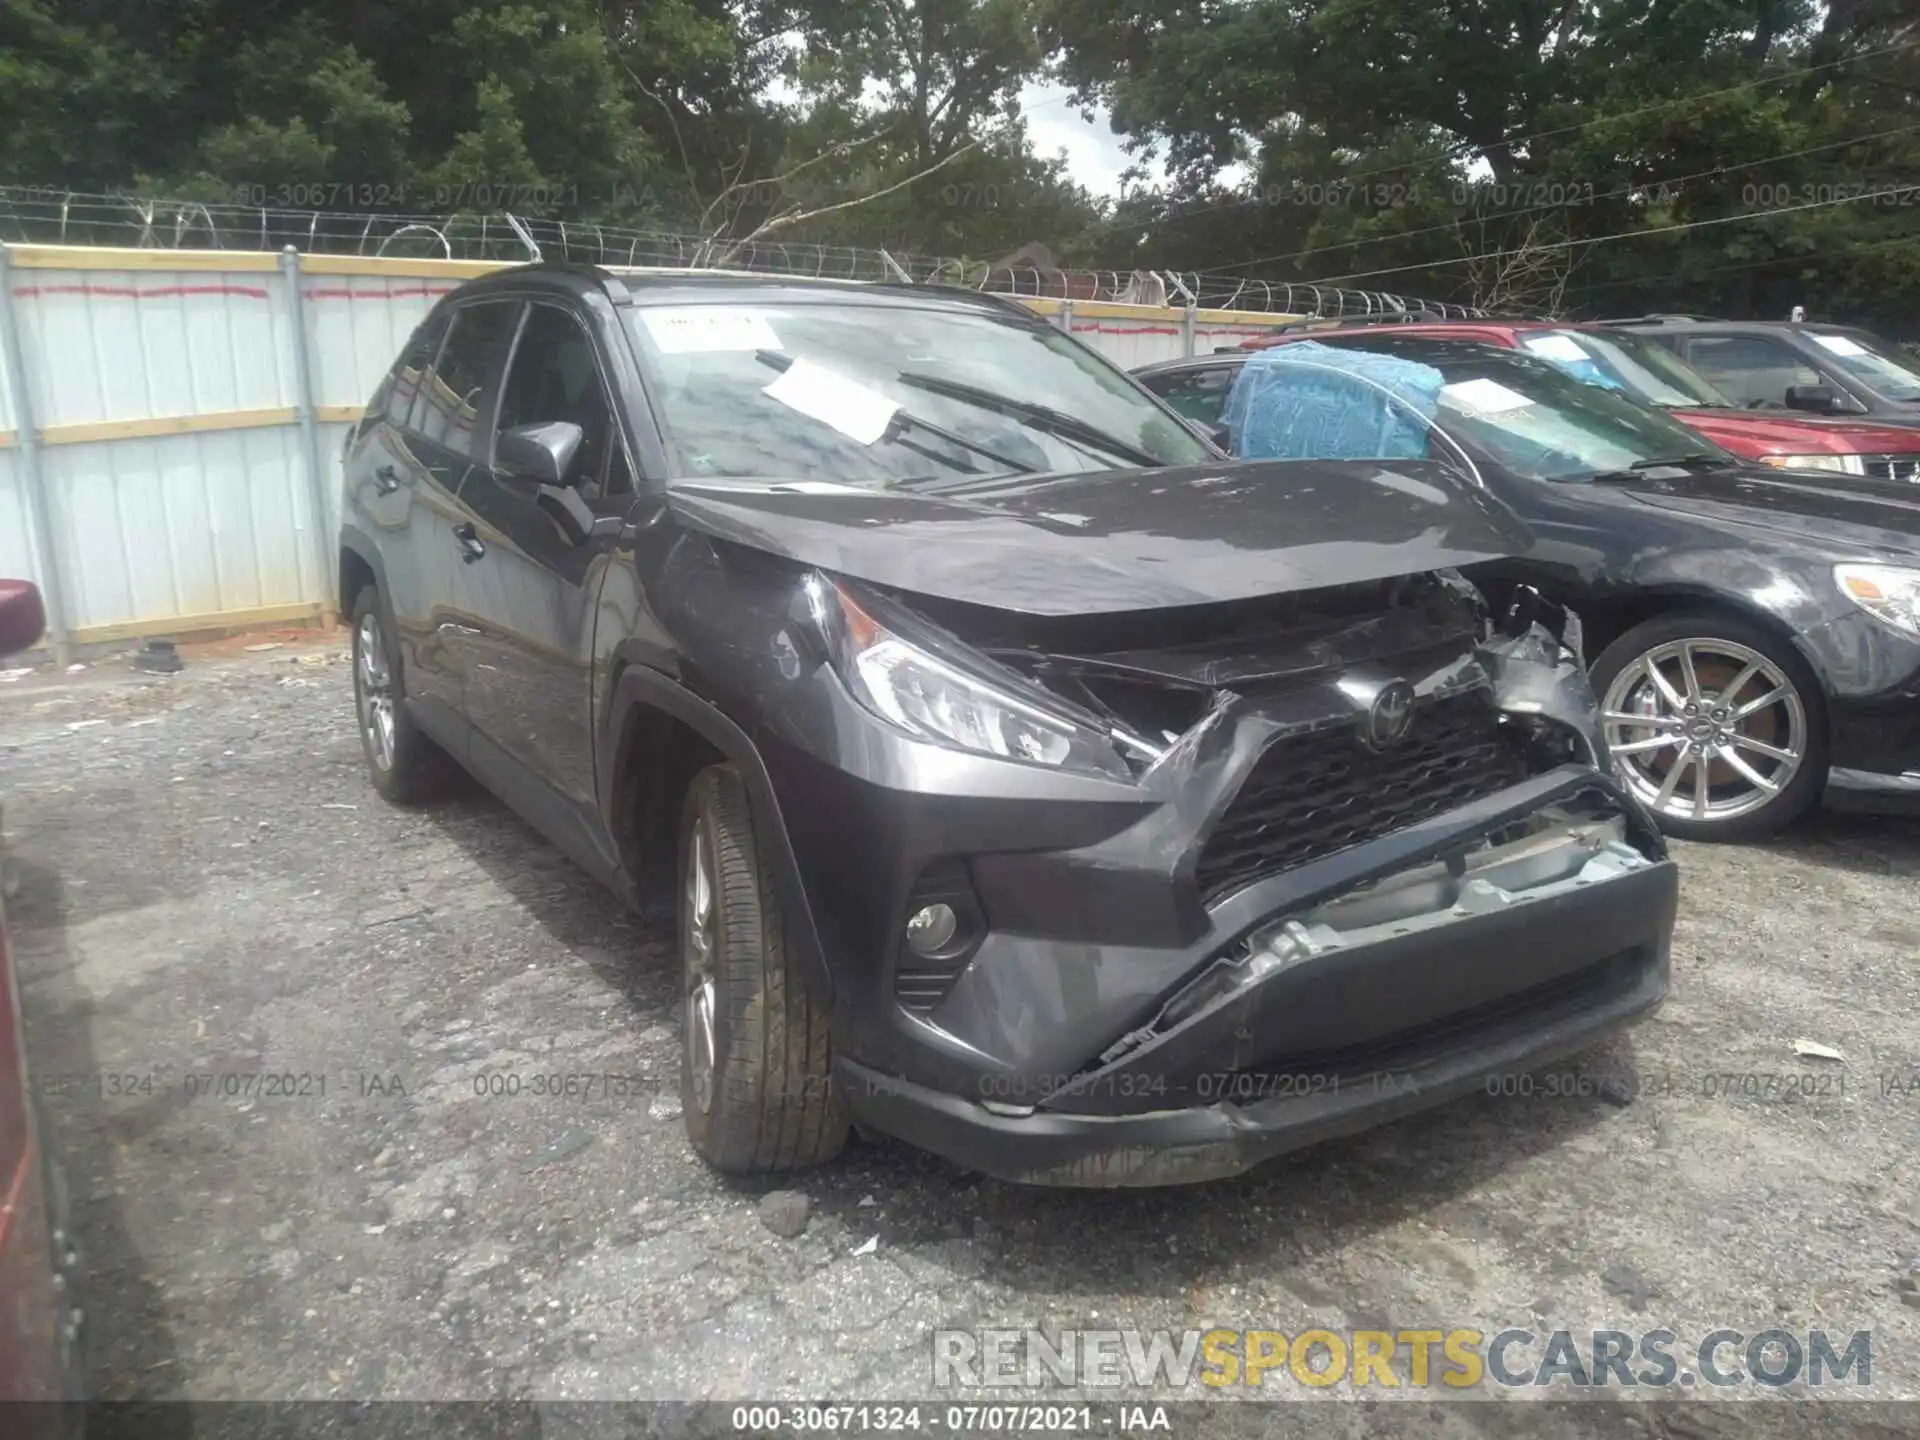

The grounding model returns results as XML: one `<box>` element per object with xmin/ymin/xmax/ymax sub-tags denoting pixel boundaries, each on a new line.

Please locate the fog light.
<box><xmin>905</xmin><ymin>903</ymin><xmax>959</xmax><ymax>957</ymax></box>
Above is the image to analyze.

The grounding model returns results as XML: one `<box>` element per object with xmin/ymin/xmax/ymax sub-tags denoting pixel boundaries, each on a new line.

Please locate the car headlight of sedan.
<box><xmin>1835</xmin><ymin>563</ymin><xmax>1920</xmax><ymax>638</ymax></box>
<box><xmin>1761</xmin><ymin>454</ymin><xmax>1867</xmax><ymax>475</ymax></box>
<box><xmin>806</xmin><ymin>575</ymin><xmax>1136</xmax><ymax>778</ymax></box>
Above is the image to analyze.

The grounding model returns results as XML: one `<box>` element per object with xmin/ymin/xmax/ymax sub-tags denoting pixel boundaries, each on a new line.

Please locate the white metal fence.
<box><xmin>0</xmin><ymin>243</ymin><xmax>1306</xmax><ymax>660</ymax></box>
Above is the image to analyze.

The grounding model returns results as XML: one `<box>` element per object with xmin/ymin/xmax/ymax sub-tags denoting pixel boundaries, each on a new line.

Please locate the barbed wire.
<box><xmin>0</xmin><ymin>186</ymin><xmax>1479</xmax><ymax>319</ymax></box>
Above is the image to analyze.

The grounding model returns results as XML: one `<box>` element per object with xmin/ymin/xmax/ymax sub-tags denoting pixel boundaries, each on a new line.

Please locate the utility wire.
<box><xmin>1125</xmin><ymin>35</ymin><xmax>1920</xmax><ymax>251</ymax></box>
<box><xmin>1301</xmin><ymin>180</ymin><xmax>1920</xmax><ymax>286</ymax></box>
<box><xmin>1575</xmin><ymin>230</ymin><xmax>1920</xmax><ymax>295</ymax></box>
<box><xmin>1191</xmin><ymin>118</ymin><xmax>1920</xmax><ymax>276</ymax></box>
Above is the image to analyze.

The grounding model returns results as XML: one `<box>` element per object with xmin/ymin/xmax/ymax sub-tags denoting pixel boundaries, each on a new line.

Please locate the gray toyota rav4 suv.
<box><xmin>337</xmin><ymin>262</ymin><xmax>1677</xmax><ymax>1185</ymax></box>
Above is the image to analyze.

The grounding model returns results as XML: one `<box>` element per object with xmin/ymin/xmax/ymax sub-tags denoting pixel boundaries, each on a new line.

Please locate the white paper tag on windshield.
<box><xmin>1523</xmin><ymin>334</ymin><xmax>1588</xmax><ymax>363</ymax></box>
<box><xmin>1812</xmin><ymin>333</ymin><xmax>1868</xmax><ymax>357</ymax></box>
<box><xmin>642</xmin><ymin>307</ymin><xmax>781</xmax><ymax>354</ymax></box>
<box><xmin>1441</xmin><ymin>378</ymin><xmax>1533</xmax><ymax>414</ymax></box>
<box><xmin>764</xmin><ymin>357</ymin><xmax>899</xmax><ymax>445</ymax></box>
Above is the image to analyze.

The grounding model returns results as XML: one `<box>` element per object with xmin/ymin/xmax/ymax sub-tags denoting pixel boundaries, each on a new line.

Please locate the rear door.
<box><xmin>453</xmin><ymin>299</ymin><xmax>638</xmax><ymax>833</ymax></box>
<box><xmin>404</xmin><ymin>298</ymin><xmax>524</xmax><ymax>728</ymax></box>
<box><xmin>343</xmin><ymin>310</ymin><xmax>465</xmax><ymax>722</ymax></box>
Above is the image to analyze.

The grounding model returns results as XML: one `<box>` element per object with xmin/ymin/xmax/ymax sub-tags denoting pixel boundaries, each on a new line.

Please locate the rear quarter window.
<box><xmin>375</xmin><ymin>311</ymin><xmax>451</xmax><ymax>431</ymax></box>
<box><xmin>412</xmin><ymin>300</ymin><xmax>523</xmax><ymax>456</ymax></box>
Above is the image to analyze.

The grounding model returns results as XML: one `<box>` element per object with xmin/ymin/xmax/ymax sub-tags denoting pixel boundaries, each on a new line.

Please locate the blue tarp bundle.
<box><xmin>1223</xmin><ymin>341</ymin><xmax>1446</xmax><ymax>462</ymax></box>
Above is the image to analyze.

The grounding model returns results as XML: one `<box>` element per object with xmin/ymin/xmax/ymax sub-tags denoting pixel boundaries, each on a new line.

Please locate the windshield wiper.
<box><xmin>752</xmin><ymin>350</ymin><xmax>1036</xmax><ymax>479</ymax></box>
<box><xmin>895</xmin><ymin>372</ymin><xmax>1161</xmax><ymax>468</ymax></box>
<box><xmin>1589</xmin><ymin>453</ymin><xmax>1741</xmax><ymax>483</ymax></box>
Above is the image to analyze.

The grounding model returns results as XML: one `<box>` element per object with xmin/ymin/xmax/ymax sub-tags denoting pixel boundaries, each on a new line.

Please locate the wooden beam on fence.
<box><xmin>39</xmin><ymin>407</ymin><xmax>299</xmax><ymax>447</ymax></box>
<box><xmin>6</xmin><ymin>244</ymin><xmax>282</xmax><ymax>273</ymax></box>
<box><xmin>301</xmin><ymin>255</ymin><xmax>509</xmax><ymax>280</ymax></box>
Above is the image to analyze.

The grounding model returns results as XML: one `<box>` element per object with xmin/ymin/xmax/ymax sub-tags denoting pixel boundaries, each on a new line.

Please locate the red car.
<box><xmin>0</xmin><ymin>578</ymin><xmax>82</xmax><ymax>1419</ymax></box>
<box><xmin>1246</xmin><ymin>318</ymin><xmax>1920</xmax><ymax>480</ymax></box>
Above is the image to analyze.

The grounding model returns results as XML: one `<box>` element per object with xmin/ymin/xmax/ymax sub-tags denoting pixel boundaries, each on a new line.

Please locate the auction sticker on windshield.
<box><xmin>1441</xmin><ymin>378</ymin><xmax>1534</xmax><ymax>414</ymax></box>
<box><xmin>642</xmin><ymin>307</ymin><xmax>782</xmax><ymax>354</ymax></box>
<box><xmin>1811</xmin><ymin>334</ymin><xmax>1869</xmax><ymax>357</ymax></box>
<box><xmin>764</xmin><ymin>356</ymin><xmax>900</xmax><ymax>444</ymax></box>
<box><xmin>1522</xmin><ymin>334</ymin><xmax>1589</xmax><ymax>363</ymax></box>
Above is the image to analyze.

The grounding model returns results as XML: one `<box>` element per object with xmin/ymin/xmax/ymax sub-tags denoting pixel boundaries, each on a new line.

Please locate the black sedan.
<box><xmin>1137</xmin><ymin>337</ymin><xmax>1920</xmax><ymax>840</ymax></box>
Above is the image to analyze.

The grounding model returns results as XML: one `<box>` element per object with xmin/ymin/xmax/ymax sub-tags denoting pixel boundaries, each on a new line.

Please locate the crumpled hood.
<box><xmin>665</xmin><ymin>459</ymin><xmax>1533</xmax><ymax>615</ymax></box>
<box><xmin>1618</xmin><ymin>464</ymin><xmax>1920</xmax><ymax>554</ymax></box>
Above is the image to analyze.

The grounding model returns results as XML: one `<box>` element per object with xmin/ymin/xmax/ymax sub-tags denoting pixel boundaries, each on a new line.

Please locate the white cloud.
<box><xmin>1019</xmin><ymin>81</ymin><xmax>1154</xmax><ymax>198</ymax></box>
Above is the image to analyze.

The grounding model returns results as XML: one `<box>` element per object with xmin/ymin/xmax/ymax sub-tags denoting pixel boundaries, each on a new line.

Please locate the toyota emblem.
<box><xmin>1362</xmin><ymin>680</ymin><xmax>1417</xmax><ymax>750</ymax></box>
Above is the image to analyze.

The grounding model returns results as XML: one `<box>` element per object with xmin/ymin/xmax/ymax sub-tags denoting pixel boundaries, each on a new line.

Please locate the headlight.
<box><xmin>1835</xmin><ymin>563</ymin><xmax>1920</xmax><ymax>638</ymax></box>
<box><xmin>807</xmin><ymin>575</ymin><xmax>1133</xmax><ymax>777</ymax></box>
<box><xmin>1760</xmin><ymin>454</ymin><xmax>1867</xmax><ymax>475</ymax></box>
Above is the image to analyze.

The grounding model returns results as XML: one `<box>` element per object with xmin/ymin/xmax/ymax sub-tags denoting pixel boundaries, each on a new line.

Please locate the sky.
<box><xmin>765</xmin><ymin>68</ymin><xmax>1227</xmax><ymax>201</ymax></box>
<box><xmin>1018</xmin><ymin>81</ymin><xmax>1146</xmax><ymax>197</ymax></box>
<box><xmin>1019</xmin><ymin>80</ymin><xmax>1253</xmax><ymax>198</ymax></box>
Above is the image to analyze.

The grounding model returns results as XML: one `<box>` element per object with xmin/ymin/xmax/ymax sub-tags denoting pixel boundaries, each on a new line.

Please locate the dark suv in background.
<box><xmin>338</xmin><ymin>264</ymin><xmax>1676</xmax><ymax>1186</ymax></box>
<box><xmin>1604</xmin><ymin>316</ymin><xmax>1920</xmax><ymax>445</ymax></box>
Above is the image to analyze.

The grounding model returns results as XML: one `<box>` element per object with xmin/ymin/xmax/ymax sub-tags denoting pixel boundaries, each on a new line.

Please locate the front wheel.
<box><xmin>349</xmin><ymin>586</ymin><xmax>457</xmax><ymax>804</ymax></box>
<box><xmin>679</xmin><ymin>764</ymin><xmax>848</xmax><ymax>1173</ymax></box>
<box><xmin>1590</xmin><ymin>612</ymin><xmax>1826</xmax><ymax>842</ymax></box>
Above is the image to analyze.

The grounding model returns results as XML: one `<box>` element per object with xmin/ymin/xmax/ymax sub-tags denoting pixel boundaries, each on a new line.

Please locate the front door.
<box><xmin>454</xmin><ymin>301</ymin><xmax>638</xmax><ymax>834</ymax></box>
<box><xmin>1678</xmin><ymin>334</ymin><xmax>1836</xmax><ymax>410</ymax></box>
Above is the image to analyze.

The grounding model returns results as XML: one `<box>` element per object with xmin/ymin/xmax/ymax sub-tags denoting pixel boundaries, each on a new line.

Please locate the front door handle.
<box><xmin>453</xmin><ymin>522</ymin><xmax>487</xmax><ymax>562</ymax></box>
<box><xmin>373</xmin><ymin>464</ymin><xmax>403</xmax><ymax>495</ymax></box>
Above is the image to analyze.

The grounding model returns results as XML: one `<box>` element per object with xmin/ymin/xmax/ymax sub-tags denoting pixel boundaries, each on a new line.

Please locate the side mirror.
<box><xmin>497</xmin><ymin>421</ymin><xmax>585</xmax><ymax>485</ymax></box>
<box><xmin>1784</xmin><ymin>383</ymin><xmax>1848</xmax><ymax>415</ymax></box>
<box><xmin>0</xmin><ymin>579</ymin><xmax>46</xmax><ymax>657</ymax></box>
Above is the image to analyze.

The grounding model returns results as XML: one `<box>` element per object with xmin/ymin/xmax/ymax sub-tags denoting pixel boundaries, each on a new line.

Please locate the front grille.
<box><xmin>1195</xmin><ymin>688</ymin><xmax>1526</xmax><ymax>904</ymax></box>
<box><xmin>1864</xmin><ymin>455</ymin><xmax>1920</xmax><ymax>484</ymax></box>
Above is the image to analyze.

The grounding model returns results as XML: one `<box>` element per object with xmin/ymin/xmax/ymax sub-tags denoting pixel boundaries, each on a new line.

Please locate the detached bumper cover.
<box><xmin>840</xmin><ymin>837</ymin><xmax>1676</xmax><ymax>1187</ymax></box>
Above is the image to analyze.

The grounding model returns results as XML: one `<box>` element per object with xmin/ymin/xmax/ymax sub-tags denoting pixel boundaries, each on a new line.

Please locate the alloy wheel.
<box><xmin>683</xmin><ymin>817</ymin><xmax>718</xmax><ymax>1116</ymax></box>
<box><xmin>354</xmin><ymin>613</ymin><xmax>396</xmax><ymax>773</ymax></box>
<box><xmin>1601</xmin><ymin>637</ymin><xmax>1806</xmax><ymax>825</ymax></box>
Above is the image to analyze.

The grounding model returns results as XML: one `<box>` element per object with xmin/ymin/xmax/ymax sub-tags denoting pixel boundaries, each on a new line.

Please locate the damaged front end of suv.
<box><xmin>591</xmin><ymin>280</ymin><xmax>1677</xmax><ymax>1185</ymax></box>
<box><xmin>655</xmin><ymin>462</ymin><xmax>1674</xmax><ymax>1188</ymax></box>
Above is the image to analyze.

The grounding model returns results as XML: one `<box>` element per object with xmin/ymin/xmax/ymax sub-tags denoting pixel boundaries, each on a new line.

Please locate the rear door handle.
<box><xmin>373</xmin><ymin>464</ymin><xmax>402</xmax><ymax>495</ymax></box>
<box><xmin>453</xmin><ymin>522</ymin><xmax>487</xmax><ymax>562</ymax></box>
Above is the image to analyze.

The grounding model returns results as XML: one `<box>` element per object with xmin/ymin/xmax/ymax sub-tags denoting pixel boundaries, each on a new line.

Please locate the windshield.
<box><xmin>624</xmin><ymin>299</ymin><xmax>1210</xmax><ymax>486</ymax></box>
<box><xmin>1518</xmin><ymin>329</ymin><xmax>1731</xmax><ymax>408</ymax></box>
<box><xmin>1234</xmin><ymin>339</ymin><xmax>1738</xmax><ymax>482</ymax></box>
<box><xmin>1805</xmin><ymin>331</ymin><xmax>1920</xmax><ymax>402</ymax></box>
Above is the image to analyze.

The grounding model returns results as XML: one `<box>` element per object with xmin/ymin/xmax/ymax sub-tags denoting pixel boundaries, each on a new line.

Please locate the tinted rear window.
<box><xmin>413</xmin><ymin>301</ymin><xmax>522</xmax><ymax>456</ymax></box>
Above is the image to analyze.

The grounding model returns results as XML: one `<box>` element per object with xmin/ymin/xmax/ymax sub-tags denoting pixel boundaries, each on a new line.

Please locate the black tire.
<box><xmin>348</xmin><ymin>585</ymin><xmax>458</xmax><ymax>805</ymax></box>
<box><xmin>678</xmin><ymin>763</ymin><xmax>848</xmax><ymax>1172</ymax></box>
<box><xmin>1589</xmin><ymin>611</ymin><xmax>1827</xmax><ymax>842</ymax></box>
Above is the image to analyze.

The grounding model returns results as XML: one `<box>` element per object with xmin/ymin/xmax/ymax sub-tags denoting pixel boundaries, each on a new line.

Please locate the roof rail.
<box><xmin>1272</xmin><ymin>309</ymin><xmax>1457</xmax><ymax>336</ymax></box>
<box><xmin>1592</xmin><ymin>313</ymin><xmax>1720</xmax><ymax>325</ymax></box>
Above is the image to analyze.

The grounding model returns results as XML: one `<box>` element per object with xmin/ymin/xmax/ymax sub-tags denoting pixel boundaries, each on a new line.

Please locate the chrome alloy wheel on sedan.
<box><xmin>1601</xmin><ymin>637</ymin><xmax>1807</xmax><ymax>825</ymax></box>
<box><xmin>353</xmin><ymin>611</ymin><xmax>397</xmax><ymax>773</ymax></box>
<box><xmin>682</xmin><ymin>815</ymin><xmax>718</xmax><ymax>1117</ymax></box>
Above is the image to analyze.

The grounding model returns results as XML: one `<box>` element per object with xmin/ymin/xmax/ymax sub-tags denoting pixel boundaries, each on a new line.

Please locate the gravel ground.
<box><xmin>3</xmin><ymin>636</ymin><xmax>1918</xmax><ymax>1434</ymax></box>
